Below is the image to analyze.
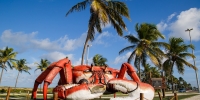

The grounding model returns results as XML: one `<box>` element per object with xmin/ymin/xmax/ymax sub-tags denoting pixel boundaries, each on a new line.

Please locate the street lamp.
<box><xmin>86</xmin><ymin>44</ymin><xmax>92</xmax><ymax>65</ymax></box>
<box><xmin>185</xmin><ymin>28</ymin><xmax>200</xmax><ymax>92</ymax></box>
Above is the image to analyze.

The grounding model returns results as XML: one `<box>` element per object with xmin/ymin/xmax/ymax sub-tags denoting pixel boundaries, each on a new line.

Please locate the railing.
<box><xmin>158</xmin><ymin>91</ymin><xmax>178</xmax><ymax>100</ymax></box>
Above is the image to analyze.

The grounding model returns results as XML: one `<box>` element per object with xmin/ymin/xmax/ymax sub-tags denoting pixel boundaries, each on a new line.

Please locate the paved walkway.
<box><xmin>182</xmin><ymin>94</ymin><xmax>200</xmax><ymax>100</ymax></box>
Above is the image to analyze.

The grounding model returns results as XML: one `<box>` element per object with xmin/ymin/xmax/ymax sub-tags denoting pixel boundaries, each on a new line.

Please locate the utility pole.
<box><xmin>86</xmin><ymin>44</ymin><xmax>92</xmax><ymax>65</ymax></box>
<box><xmin>185</xmin><ymin>28</ymin><xmax>200</xmax><ymax>92</ymax></box>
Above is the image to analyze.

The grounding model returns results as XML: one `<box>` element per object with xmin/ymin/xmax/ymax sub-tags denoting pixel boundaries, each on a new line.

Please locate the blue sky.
<box><xmin>0</xmin><ymin>0</ymin><xmax>200</xmax><ymax>88</ymax></box>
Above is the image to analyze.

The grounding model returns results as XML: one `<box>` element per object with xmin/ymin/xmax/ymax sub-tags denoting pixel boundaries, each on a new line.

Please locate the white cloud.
<box><xmin>101</xmin><ymin>22</ymin><xmax>111</xmax><ymax>29</ymax></box>
<box><xmin>157</xmin><ymin>21</ymin><xmax>168</xmax><ymax>32</ymax></box>
<box><xmin>168</xmin><ymin>8</ymin><xmax>200</xmax><ymax>41</ymax></box>
<box><xmin>1</xmin><ymin>30</ymin><xmax>37</xmax><ymax>46</ymax></box>
<box><xmin>73</xmin><ymin>58</ymin><xmax>82</xmax><ymax>66</ymax></box>
<box><xmin>94</xmin><ymin>31</ymin><xmax>110</xmax><ymax>45</ymax></box>
<box><xmin>114</xmin><ymin>52</ymin><xmax>132</xmax><ymax>64</ymax></box>
<box><xmin>41</xmin><ymin>51</ymin><xmax>73</xmax><ymax>62</ymax></box>
<box><xmin>0</xmin><ymin>30</ymin><xmax>86</xmax><ymax>52</ymax></box>
<box><xmin>167</xmin><ymin>13</ymin><xmax>176</xmax><ymax>22</ymax></box>
<box><xmin>27</xmin><ymin>62</ymin><xmax>36</xmax><ymax>69</ymax></box>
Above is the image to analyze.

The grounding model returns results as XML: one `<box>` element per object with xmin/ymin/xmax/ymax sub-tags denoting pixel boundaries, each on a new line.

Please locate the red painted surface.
<box><xmin>32</xmin><ymin>58</ymin><xmax>154</xmax><ymax>100</ymax></box>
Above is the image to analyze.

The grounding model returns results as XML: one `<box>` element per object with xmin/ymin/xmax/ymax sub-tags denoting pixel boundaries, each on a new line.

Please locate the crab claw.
<box><xmin>53</xmin><ymin>84</ymin><xmax>106</xmax><ymax>100</ymax></box>
<box><xmin>107</xmin><ymin>79</ymin><xmax>154</xmax><ymax>100</ymax></box>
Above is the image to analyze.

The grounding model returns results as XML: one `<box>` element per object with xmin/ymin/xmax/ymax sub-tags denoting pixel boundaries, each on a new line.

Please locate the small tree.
<box><xmin>34</xmin><ymin>59</ymin><xmax>50</xmax><ymax>92</ymax></box>
<box><xmin>163</xmin><ymin>37</ymin><xmax>197</xmax><ymax>93</ymax></box>
<box><xmin>13</xmin><ymin>59</ymin><xmax>31</xmax><ymax>88</ymax></box>
<box><xmin>0</xmin><ymin>46</ymin><xmax>17</xmax><ymax>84</ymax></box>
<box><xmin>92</xmin><ymin>54</ymin><xmax>107</xmax><ymax>66</ymax></box>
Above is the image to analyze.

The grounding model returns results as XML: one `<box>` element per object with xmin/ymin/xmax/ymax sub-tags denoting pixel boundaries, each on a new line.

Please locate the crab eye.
<box><xmin>105</xmin><ymin>71</ymin><xmax>112</xmax><ymax>74</ymax></box>
<box><xmin>84</xmin><ymin>69</ymin><xmax>91</xmax><ymax>73</ymax></box>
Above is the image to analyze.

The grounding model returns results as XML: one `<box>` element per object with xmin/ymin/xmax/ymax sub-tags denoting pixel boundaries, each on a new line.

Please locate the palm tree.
<box><xmin>0</xmin><ymin>47</ymin><xmax>17</xmax><ymax>84</ymax></box>
<box><xmin>119</xmin><ymin>23</ymin><xmax>167</xmax><ymax>78</ymax></box>
<box><xmin>13</xmin><ymin>59</ymin><xmax>31</xmax><ymax>88</ymax></box>
<box><xmin>67</xmin><ymin>0</ymin><xmax>130</xmax><ymax>65</ymax></box>
<box><xmin>35</xmin><ymin>59</ymin><xmax>50</xmax><ymax>72</ymax></box>
<box><xmin>34</xmin><ymin>59</ymin><xmax>51</xmax><ymax>92</ymax></box>
<box><xmin>142</xmin><ymin>64</ymin><xmax>161</xmax><ymax>83</ymax></box>
<box><xmin>163</xmin><ymin>37</ymin><xmax>197</xmax><ymax>93</ymax></box>
<box><xmin>92</xmin><ymin>54</ymin><xmax>107</xmax><ymax>66</ymax></box>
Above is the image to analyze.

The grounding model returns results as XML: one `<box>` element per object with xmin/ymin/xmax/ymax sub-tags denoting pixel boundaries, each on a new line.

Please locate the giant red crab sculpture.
<box><xmin>32</xmin><ymin>58</ymin><xmax>154</xmax><ymax>100</ymax></box>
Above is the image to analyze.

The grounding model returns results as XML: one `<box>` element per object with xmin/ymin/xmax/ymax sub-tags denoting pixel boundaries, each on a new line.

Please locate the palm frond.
<box><xmin>107</xmin><ymin>1</ymin><xmax>130</xmax><ymax>19</ymax></box>
<box><xmin>66</xmin><ymin>0</ymin><xmax>90</xmax><ymax>16</ymax></box>
<box><xmin>178</xmin><ymin>53</ymin><xmax>195</xmax><ymax>59</ymax></box>
<box><xmin>175</xmin><ymin>58</ymin><xmax>184</xmax><ymax>74</ymax></box>
<box><xmin>127</xmin><ymin>50</ymin><xmax>136</xmax><ymax>63</ymax></box>
<box><xmin>119</xmin><ymin>45</ymin><xmax>136</xmax><ymax>54</ymax></box>
<box><xmin>87</xmin><ymin>11</ymin><xmax>98</xmax><ymax>41</ymax></box>
<box><xmin>178</xmin><ymin>57</ymin><xmax>197</xmax><ymax>70</ymax></box>
<box><xmin>124</xmin><ymin>34</ymin><xmax>139</xmax><ymax>44</ymax></box>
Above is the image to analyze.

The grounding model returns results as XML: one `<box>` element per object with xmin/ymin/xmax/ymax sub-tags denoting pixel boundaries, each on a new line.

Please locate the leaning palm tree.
<box><xmin>13</xmin><ymin>59</ymin><xmax>31</xmax><ymax>88</ymax></box>
<box><xmin>34</xmin><ymin>59</ymin><xmax>51</xmax><ymax>92</ymax></box>
<box><xmin>163</xmin><ymin>37</ymin><xmax>197</xmax><ymax>93</ymax></box>
<box><xmin>0</xmin><ymin>47</ymin><xmax>17</xmax><ymax>84</ymax></box>
<box><xmin>119</xmin><ymin>23</ymin><xmax>167</xmax><ymax>78</ymax></box>
<box><xmin>93</xmin><ymin>54</ymin><xmax>107</xmax><ymax>66</ymax></box>
<box><xmin>67</xmin><ymin>0</ymin><xmax>130</xmax><ymax>65</ymax></box>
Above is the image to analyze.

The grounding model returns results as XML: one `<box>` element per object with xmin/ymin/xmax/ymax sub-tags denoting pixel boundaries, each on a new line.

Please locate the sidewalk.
<box><xmin>181</xmin><ymin>94</ymin><xmax>200</xmax><ymax>100</ymax></box>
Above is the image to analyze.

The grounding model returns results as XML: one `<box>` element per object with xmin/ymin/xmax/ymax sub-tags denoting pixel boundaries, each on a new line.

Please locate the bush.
<box><xmin>0</xmin><ymin>88</ymin><xmax>6</xmax><ymax>93</ymax></box>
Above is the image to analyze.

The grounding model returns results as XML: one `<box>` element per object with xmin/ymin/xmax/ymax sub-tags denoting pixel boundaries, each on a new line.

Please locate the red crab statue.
<box><xmin>32</xmin><ymin>57</ymin><xmax>154</xmax><ymax>100</ymax></box>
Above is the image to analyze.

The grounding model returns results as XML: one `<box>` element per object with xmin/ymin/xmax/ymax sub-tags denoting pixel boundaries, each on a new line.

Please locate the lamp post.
<box><xmin>86</xmin><ymin>44</ymin><xmax>92</xmax><ymax>65</ymax></box>
<box><xmin>185</xmin><ymin>28</ymin><xmax>200</xmax><ymax>92</ymax></box>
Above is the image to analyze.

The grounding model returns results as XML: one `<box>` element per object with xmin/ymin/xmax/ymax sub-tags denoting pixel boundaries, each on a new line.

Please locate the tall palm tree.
<box><xmin>119</xmin><ymin>23</ymin><xmax>167</xmax><ymax>78</ymax></box>
<box><xmin>13</xmin><ymin>59</ymin><xmax>31</xmax><ymax>88</ymax></box>
<box><xmin>0</xmin><ymin>47</ymin><xmax>17</xmax><ymax>84</ymax></box>
<box><xmin>34</xmin><ymin>59</ymin><xmax>51</xmax><ymax>92</ymax></box>
<box><xmin>92</xmin><ymin>54</ymin><xmax>107</xmax><ymax>66</ymax></box>
<box><xmin>163</xmin><ymin>37</ymin><xmax>197</xmax><ymax>93</ymax></box>
<box><xmin>67</xmin><ymin>0</ymin><xmax>130</xmax><ymax>65</ymax></box>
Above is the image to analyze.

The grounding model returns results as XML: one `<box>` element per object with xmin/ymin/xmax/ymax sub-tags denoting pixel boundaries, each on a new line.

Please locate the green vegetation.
<box><xmin>0</xmin><ymin>46</ymin><xmax>17</xmax><ymax>84</ymax></box>
<box><xmin>0</xmin><ymin>1</ymin><xmax>199</xmax><ymax>100</ymax></box>
<box><xmin>119</xmin><ymin>23</ymin><xmax>167</xmax><ymax>78</ymax></box>
<box><xmin>163</xmin><ymin>37</ymin><xmax>196</xmax><ymax>92</ymax></box>
<box><xmin>93</xmin><ymin>54</ymin><xmax>108</xmax><ymax>66</ymax></box>
<box><xmin>13</xmin><ymin>59</ymin><xmax>31</xmax><ymax>88</ymax></box>
<box><xmin>66</xmin><ymin>0</ymin><xmax>130</xmax><ymax>65</ymax></box>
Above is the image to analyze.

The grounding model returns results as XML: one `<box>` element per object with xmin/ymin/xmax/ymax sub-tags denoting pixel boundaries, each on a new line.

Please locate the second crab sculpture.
<box><xmin>32</xmin><ymin>57</ymin><xmax>155</xmax><ymax>100</ymax></box>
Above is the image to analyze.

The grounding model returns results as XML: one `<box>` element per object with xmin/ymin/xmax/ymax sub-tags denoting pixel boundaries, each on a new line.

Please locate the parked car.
<box><xmin>179</xmin><ymin>88</ymin><xmax>186</xmax><ymax>92</ymax></box>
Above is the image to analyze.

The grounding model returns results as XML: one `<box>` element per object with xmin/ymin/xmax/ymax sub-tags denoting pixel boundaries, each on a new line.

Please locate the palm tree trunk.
<box><xmin>139</xmin><ymin>58</ymin><xmax>141</xmax><ymax>79</ymax></box>
<box><xmin>81</xmin><ymin>13</ymin><xmax>98</xmax><ymax>65</ymax></box>
<box><xmin>171</xmin><ymin>61</ymin><xmax>175</xmax><ymax>93</ymax></box>
<box><xmin>15</xmin><ymin>71</ymin><xmax>20</xmax><ymax>88</ymax></box>
<box><xmin>0</xmin><ymin>63</ymin><xmax>5</xmax><ymax>84</ymax></box>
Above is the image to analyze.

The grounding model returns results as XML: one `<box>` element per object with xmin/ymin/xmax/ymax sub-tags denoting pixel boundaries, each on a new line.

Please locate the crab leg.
<box><xmin>118</xmin><ymin>63</ymin><xmax>140</xmax><ymax>82</ymax></box>
<box><xmin>32</xmin><ymin>58</ymin><xmax>72</xmax><ymax>100</ymax></box>
<box><xmin>108</xmin><ymin>63</ymin><xmax>155</xmax><ymax>100</ymax></box>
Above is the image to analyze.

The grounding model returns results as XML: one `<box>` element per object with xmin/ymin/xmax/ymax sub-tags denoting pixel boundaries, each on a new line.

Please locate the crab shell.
<box><xmin>72</xmin><ymin>65</ymin><xmax>119</xmax><ymax>84</ymax></box>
